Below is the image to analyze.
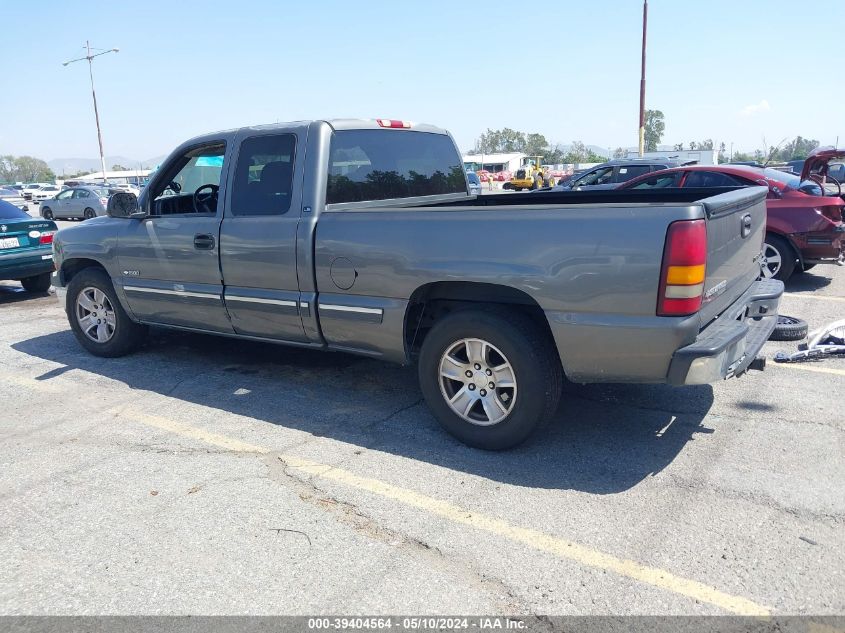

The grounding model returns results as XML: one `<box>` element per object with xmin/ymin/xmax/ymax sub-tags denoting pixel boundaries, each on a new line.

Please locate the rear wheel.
<box><xmin>20</xmin><ymin>272</ymin><xmax>51</xmax><ymax>293</ymax></box>
<box><xmin>83</xmin><ymin>207</ymin><xmax>96</xmax><ymax>220</ymax></box>
<box><xmin>66</xmin><ymin>268</ymin><xmax>147</xmax><ymax>357</ymax></box>
<box><xmin>761</xmin><ymin>234</ymin><xmax>796</xmax><ymax>281</ymax></box>
<box><xmin>41</xmin><ymin>207</ymin><xmax>53</xmax><ymax>220</ymax></box>
<box><xmin>418</xmin><ymin>308</ymin><xmax>562</xmax><ymax>450</ymax></box>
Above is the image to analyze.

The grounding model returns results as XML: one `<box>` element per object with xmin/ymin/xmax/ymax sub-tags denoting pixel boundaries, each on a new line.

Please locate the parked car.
<box><xmin>619</xmin><ymin>164</ymin><xmax>845</xmax><ymax>280</ymax></box>
<box><xmin>52</xmin><ymin>118</ymin><xmax>782</xmax><ymax>450</ymax></box>
<box><xmin>555</xmin><ymin>158</ymin><xmax>690</xmax><ymax>191</ymax></box>
<box><xmin>108</xmin><ymin>183</ymin><xmax>141</xmax><ymax>196</ymax></box>
<box><xmin>31</xmin><ymin>184</ymin><xmax>62</xmax><ymax>202</ymax></box>
<box><xmin>466</xmin><ymin>171</ymin><xmax>482</xmax><ymax>195</ymax></box>
<box><xmin>0</xmin><ymin>199</ymin><xmax>57</xmax><ymax>292</ymax></box>
<box><xmin>40</xmin><ymin>186</ymin><xmax>111</xmax><ymax>220</ymax></box>
<box><xmin>21</xmin><ymin>183</ymin><xmax>50</xmax><ymax>200</ymax></box>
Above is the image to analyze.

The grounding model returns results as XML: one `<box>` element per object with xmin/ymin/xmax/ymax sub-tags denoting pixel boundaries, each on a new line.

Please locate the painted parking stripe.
<box><xmin>113</xmin><ymin>407</ymin><xmax>770</xmax><ymax>616</ymax></box>
<box><xmin>783</xmin><ymin>293</ymin><xmax>845</xmax><ymax>303</ymax></box>
<box><xmin>771</xmin><ymin>363</ymin><xmax>845</xmax><ymax>377</ymax></box>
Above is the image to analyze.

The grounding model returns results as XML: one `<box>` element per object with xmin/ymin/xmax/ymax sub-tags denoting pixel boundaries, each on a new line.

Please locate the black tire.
<box><xmin>66</xmin><ymin>268</ymin><xmax>147</xmax><ymax>357</ymax></box>
<box><xmin>83</xmin><ymin>207</ymin><xmax>96</xmax><ymax>220</ymax></box>
<box><xmin>20</xmin><ymin>272</ymin><xmax>51</xmax><ymax>293</ymax></box>
<box><xmin>762</xmin><ymin>234</ymin><xmax>796</xmax><ymax>281</ymax></box>
<box><xmin>41</xmin><ymin>207</ymin><xmax>53</xmax><ymax>220</ymax></box>
<box><xmin>769</xmin><ymin>315</ymin><xmax>808</xmax><ymax>342</ymax></box>
<box><xmin>418</xmin><ymin>307</ymin><xmax>563</xmax><ymax>450</ymax></box>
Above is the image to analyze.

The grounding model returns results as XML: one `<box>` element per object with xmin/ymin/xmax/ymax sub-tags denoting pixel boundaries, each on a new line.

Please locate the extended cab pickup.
<box><xmin>51</xmin><ymin>119</ymin><xmax>783</xmax><ymax>449</ymax></box>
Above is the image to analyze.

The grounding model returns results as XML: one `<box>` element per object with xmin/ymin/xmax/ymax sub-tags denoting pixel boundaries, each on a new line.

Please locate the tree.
<box><xmin>673</xmin><ymin>143</ymin><xmax>684</xmax><ymax>151</ymax></box>
<box><xmin>111</xmin><ymin>164</ymin><xmax>128</xmax><ymax>171</ymax></box>
<box><xmin>644</xmin><ymin>109</ymin><xmax>665</xmax><ymax>152</ymax></box>
<box><xmin>524</xmin><ymin>133</ymin><xmax>549</xmax><ymax>157</ymax></box>
<box><xmin>473</xmin><ymin>128</ymin><xmax>527</xmax><ymax>154</ymax></box>
<box><xmin>613</xmin><ymin>147</ymin><xmax>628</xmax><ymax>159</ymax></box>
<box><xmin>0</xmin><ymin>155</ymin><xmax>55</xmax><ymax>184</ymax></box>
<box><xmin>718</xmin><ymin>142</ymin><xmax>727</xmax><ymax>163</ymax></box>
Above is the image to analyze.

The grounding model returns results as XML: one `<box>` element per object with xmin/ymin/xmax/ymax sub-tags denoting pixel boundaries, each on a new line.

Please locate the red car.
<box><xmin>619</xmin><ymin>158</ymin><xmax>845</xmax><ymax>281</ymax></box>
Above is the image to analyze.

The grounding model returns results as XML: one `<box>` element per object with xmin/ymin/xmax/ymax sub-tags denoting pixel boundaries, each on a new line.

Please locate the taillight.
<box><xmin>376</xmin><ymin>119</ymin><xmax>411</xmax><ymax>129</ymax></box>
<box><xmin>39</xmin><ymin>231</ymin><xmax>55</xmax><ymax>245</ymax></box>
<box><xmin>657</xmin><ymin>219</ymin><xmax>707</xmax><ymax>316</ymax></box>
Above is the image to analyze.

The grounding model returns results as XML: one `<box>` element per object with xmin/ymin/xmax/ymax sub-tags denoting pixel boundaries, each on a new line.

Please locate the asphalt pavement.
<box><xmin>0</xmin><ymin>226</ymin><xmax>842</xmax><ymax>617</ymax></box>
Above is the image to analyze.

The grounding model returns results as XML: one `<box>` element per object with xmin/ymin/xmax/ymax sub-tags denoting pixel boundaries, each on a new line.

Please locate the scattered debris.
<box><xmin>269</xmin><ymin>528</ymin><xmax>312</xmax><ymax>546</ymax></box>
<box><xmin>799</xmin><ymin>536</ymin><xmax>818</xmax><ymax>546</ymax></box>
<box><xmin>150</xmin><ymin>490</ymin><xmax>159</xmax><ymax>496</ymax></box>
<box><xmin>775</xmin><ymin>319</ymin><xmax>845</xmax><ymax>363</ymax></box>
<box><xmin>187</xmin><ymin>486</ymin><xmax>201</xmax><ymax>494</ymax></box>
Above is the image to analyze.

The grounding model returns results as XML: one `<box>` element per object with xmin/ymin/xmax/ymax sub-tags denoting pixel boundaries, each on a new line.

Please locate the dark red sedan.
<box><xmin>619</xmin><ymin>163</ymin><xmax>845</xmax><ymax>280</ymax></box>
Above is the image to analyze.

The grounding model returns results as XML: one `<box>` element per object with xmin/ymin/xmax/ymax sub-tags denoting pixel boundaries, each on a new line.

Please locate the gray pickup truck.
<box><xmin>51</xmin><ymin>119</ymin><xmax>783</xmax><ymax>449</ymax></box>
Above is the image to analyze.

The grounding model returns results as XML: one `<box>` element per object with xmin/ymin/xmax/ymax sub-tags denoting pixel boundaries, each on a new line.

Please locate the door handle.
<box><xmin>194</xmin><ymin>234</ymin><xmax>215</xmax><ymax>250</ymax></box>
<box><xmin>741</xmin><ymin>214</ymin><xmax>752</xmax><ymax>238</ymax></box>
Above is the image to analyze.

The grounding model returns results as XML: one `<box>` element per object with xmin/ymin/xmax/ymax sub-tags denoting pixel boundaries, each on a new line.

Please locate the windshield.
<box><xmin>467</xmin><ymin>173</ymin><xmax>480</xmax><ymax>185</ymax></box>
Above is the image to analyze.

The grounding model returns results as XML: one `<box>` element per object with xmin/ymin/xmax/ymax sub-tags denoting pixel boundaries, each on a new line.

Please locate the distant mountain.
<box><xmin>48</xmin><ymin>155</ymin><xmax>166</xmax><ymax>175</ymax></box>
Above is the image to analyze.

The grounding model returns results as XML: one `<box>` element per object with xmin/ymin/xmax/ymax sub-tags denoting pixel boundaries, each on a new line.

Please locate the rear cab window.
<box><xmin>326</xmin><ymin>130</ymin><xmax>467</xmax><ymax>204</ymax></box>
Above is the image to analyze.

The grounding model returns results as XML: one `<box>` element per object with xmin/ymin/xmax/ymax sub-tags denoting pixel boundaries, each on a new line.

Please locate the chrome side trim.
<box><xmin>226</xmin><ymin>295</ymin><xmax>297</xmax><ymax>307</ymax></box>
<box><xmin>319</xmin><ymin>304</ymin><xmax>383</xmax><ymax>315</ymax></box>
<box><xmin>123</xmin><ymin>285</ymin><xmax>220</xmax><ymax>300</ymax></box>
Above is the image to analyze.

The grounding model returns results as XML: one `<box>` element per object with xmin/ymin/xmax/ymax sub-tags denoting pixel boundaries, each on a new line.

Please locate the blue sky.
<box><xmin>2</xmin><ymin>0</ymin><xmax>843</xmax><ymax>162</ymax></box>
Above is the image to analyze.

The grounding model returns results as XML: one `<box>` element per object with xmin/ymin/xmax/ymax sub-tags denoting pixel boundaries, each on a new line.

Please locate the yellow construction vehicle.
<box><xmin>505</xmin><ymin>156</ymin><xmax>550</xmax><ymax>191</ymax></box>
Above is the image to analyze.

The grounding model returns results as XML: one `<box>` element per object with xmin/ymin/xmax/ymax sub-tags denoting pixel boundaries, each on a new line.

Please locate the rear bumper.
<box><xmin>667</xmin><ymin>279</ymin><xmax>783</xmax><ymax>385</ymax></box>
<box><xmin>0</xmin><ymin>252</ymin><xmax>54</xmax><ymax>281</ymax></box>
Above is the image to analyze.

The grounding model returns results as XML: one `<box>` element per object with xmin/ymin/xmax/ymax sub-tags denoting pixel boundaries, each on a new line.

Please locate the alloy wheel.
<box><xmin>438</xmin><ymin>338</ymin><xmax>517</xmax><ymax>426</ymax></box>
<box><xmin>75</xmin><ymin>286</ymin><xmax>116</xmax><ymax>343</ymax></box>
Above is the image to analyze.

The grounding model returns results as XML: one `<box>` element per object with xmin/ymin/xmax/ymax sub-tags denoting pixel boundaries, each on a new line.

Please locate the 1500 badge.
<box><xmin>704</xmin><ymin>279</ymin><xmax>727</xmax><ymax>301</ymax></box>
<box><xmin>122</xmin><ymin>270</ymin><xmax>140</xmax><ymax>276</ymax></box>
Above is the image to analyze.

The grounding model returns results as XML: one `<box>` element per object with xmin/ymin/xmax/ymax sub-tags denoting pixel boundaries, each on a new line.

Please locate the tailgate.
<box><xmin>697</xmin><ymin>187</ymin><xmax>768</xmax><ymax>325</ymax></box>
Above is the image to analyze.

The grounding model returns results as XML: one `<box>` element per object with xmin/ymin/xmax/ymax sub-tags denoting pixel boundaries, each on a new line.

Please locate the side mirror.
<box><xmin>107</xmin><ymin>192</ymin><xmax>143</xmax><ymax>218</ymax></box>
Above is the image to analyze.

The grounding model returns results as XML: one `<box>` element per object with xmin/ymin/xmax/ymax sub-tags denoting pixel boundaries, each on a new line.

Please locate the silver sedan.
<box><xmin>39</xmin><ymin>186</ymin><xmax>110</xmax><ymax>221</ymax></box>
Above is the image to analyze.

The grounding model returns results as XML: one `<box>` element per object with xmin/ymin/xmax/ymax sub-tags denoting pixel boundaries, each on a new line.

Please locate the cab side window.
<box><xmin>57</xmin><ymin>190</ymin><xmax>74</xmax><ymax>200</ymax></box>
<box><xmin>73</xmin><ymin>189</ymin><xmax>91</xmax><ymax>199</ymax></box>
<box><xmin>231</xmin><ymin>134</ymin><xmax>297</xmax><ymax>216</ymax></box>
<box><xmin>150</xmin><ymin>142</ymin><xmax>226</xmax><ymax>217</ymax></box>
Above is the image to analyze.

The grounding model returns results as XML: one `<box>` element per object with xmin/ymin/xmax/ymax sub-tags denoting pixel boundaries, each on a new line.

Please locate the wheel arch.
<box><xmin>403</xmin><ymin>280</ymin><xmax>563</xmax><ymax>370</ymax></box>
<box><xmin>60</xmin><ymin>257</ymin><xmax>107</xmax><ymax>286</ymax></box>
<box><xmin>765</xmin><ymin>229</ymin><xmax>803</xmax><ymax>266</ymax></box>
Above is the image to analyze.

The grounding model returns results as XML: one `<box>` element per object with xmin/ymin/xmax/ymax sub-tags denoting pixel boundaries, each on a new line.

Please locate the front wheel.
<box><xmin>761</xmin><ymin>234</ymin><xmax>796</xmax><ymax>281</ymax></box>
<box><xmin>66</xmin><ymin>268</ymin><xmax>147</xmax><ymax>357</ymax></box>
<box><xmin>418</xmin><ymin>308</ymin><xmax>562</xmax><ymax>450</ymax></box>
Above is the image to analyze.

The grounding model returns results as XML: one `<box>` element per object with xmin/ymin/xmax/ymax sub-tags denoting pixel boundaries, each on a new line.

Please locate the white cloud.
<box><xmin>740</xmin><ymin>100</ymin><xmax>771</xmax><ymax>116</ymax></box>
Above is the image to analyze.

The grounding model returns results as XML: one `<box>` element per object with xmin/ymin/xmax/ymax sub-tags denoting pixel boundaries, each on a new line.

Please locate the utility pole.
<box><xmin>638</xmin><ymin>0</ymin><xmax>648</xmax><ymax>157</ymax></box>
<box><xmin>63</xmin><ymin>42</ymin><xmax>119</xmax><ymax>185</ymax></box>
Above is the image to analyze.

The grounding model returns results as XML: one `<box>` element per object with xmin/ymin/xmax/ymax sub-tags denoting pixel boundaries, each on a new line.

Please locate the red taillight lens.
<box><xmin>657</xmin><ymin>219</ymin><xmax>707</xmax><ymax>316</ymax></box>
<box><xmin>39</xmin><ymin>231</ymin><xmax>55</xmax><ymax>245</ymax></box>
<box><xmin>376</xmin><ymin>119</ymin><xmax>411</xmax><ymax>129</ymax></box>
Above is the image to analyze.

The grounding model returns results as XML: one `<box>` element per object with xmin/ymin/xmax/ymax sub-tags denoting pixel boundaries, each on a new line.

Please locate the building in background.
<box><xmin>462</xmin><ymin>153</ymin><xmax>525</xmax><ymax>175</ymax></box>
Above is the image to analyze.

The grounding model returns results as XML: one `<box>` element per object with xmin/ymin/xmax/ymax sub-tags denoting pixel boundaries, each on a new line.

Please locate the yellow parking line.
<box><xmin>1</xmin><ymin>373</ymin><xmax>64</xmax><ymax>394</ymax></box>
<box><xmin>771</xmin><ymin>363</ymin><xmax>845</xmax><ymax>377</ymax></box>
<box><xmin>783</xmin><ymin>293</ymin><xmax>845</xmax><ymax>303</ymax></box>
<box><xmin>114</xmin><ymin>407</ymin><xmax>770</xmax><ymax>617</ymax></box>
